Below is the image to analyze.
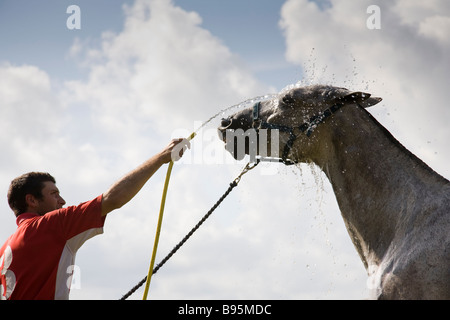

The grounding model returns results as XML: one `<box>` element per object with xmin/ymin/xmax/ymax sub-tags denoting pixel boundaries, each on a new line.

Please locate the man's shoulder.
<box><xmin>46</xmin><ymin>195</ymin><xmax>105</xmax><ymax>239</ymax></box>
<box><xmin>46</xmin><ymin>195</ymin><xmax>103</xmax><ymax>218</ymax></box>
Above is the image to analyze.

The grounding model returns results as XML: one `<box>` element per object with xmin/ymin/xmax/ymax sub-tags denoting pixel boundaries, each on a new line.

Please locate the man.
<box><xmin>0</xmin><ymin>138</ymin><xmax>188</xmax><ymax>300</ymax></box>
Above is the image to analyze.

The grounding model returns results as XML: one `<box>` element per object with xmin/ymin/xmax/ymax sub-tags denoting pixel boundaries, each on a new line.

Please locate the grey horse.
<box><xmin>218</xmin><ymin>85</ymin><xmax>450</xmax><ymax>299</ymax></box>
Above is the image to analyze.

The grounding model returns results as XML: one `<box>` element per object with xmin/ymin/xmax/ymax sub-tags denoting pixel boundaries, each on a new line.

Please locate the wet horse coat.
<box><xmin>218</xmin><ymin>85</ymin><xmax>450</xmax><ymax>299</ymax></box>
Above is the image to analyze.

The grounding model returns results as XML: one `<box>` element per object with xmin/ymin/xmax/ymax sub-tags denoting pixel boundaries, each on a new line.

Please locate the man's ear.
<box><xmin>25</xmin><ymin>194</ymin><xmax>38</xmax><ymax>209</ymax></box>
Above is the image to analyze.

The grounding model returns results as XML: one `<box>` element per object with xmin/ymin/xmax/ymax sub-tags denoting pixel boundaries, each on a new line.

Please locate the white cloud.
<box><xmin>63</xmin><ymin>0</ymin><xmax>369</xmax><ymax>300</ymax></box>
<box><xmin>2</xmin><ymin>0</ymin><xmax>281</xmax><ymax>300</ymax></box>
<box><xmin>280</xmin><ymin>0</ymin><xmax>450</xmax><ymax>178</ymax></box>
<box><xmin>0</xmin><ymin>63</ymin><xmax>116</xmax><ymax>224</ymax></box>
<box><xmin>276</xmin><ymin>0</ymin><xmax>450</xmax><ymax>299</ymax></box>
<box><xmin>0</xmin><ymin>63</ymin><xmax>63</xmax><ymax>138</ymax></box>
<box><xmin>0</xmin><ymin>64</ymin><xmax>64</xmax><ymax>237</ymax></box>
<box><xmin>392</xmin><ymin>0</ymin><xmax>450</xmax><ymax>29</ymax></box>
<box><xmin>0</xmin><ymin>64</ymin><xmax>74</xmax><ymax>193</ymax></box>
<box><xmin>60</xmin><ymin>0</ymin><xmax>290</xmax><ymax>299</ymax></box>
<box><xmin>65</xmin><ymin>0</ymin><xmax>269</xmax><ymax>141</ymax></box>
<box><xmin>418</xmin><ymin>15</ymin><xmax>450</xmax><ymax>44</ymax></box>
<box><xmin>3</xmin><ymin>0</ymin><xmax>448</xmax><ymax>301</ymax></box>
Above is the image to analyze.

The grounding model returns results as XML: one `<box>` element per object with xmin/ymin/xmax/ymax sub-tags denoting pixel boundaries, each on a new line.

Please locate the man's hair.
<box><xmin>7</xmin><ymin>172</ymin><xmax>56</xmax><ymax>217</ymax></box>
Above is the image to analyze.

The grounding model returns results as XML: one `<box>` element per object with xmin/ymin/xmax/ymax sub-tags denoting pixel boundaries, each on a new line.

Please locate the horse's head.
<box><xmin>218</xmin><ymin>85</ymin><xmax>382</xmax><ymax>163</ymax></box>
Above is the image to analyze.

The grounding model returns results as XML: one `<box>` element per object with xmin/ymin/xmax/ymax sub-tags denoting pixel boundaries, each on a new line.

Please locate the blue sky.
<box><xmin>0</xmin><ymin>0</ymin><xmax>297</xmax><ymax>88</ymax></box>
<box><xmin>1</xmin><ymin>0</ymin><xmax>449</xmax><ymax>300</ymax></box>
<box><xmin>0</xmin><ymin>0</ymin><xmax>133</xmax><ymax>80</ymax></box>
<box><xmin>172</xmin><ymin>0</ymin><xmax>299</xmax><ymax>87</ymax></box>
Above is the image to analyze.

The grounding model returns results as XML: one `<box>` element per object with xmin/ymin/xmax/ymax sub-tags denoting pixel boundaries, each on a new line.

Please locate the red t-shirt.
<box><xmin>0</xmin><ymin>195</ymin><xmax>105</xmax><ymax>300</ymax></box>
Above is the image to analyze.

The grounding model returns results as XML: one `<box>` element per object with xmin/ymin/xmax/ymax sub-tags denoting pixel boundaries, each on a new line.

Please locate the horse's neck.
<box><xmin>313</xmin><ymin>106</ymin><xmax>448</xmax><ymax>268</ymax></box>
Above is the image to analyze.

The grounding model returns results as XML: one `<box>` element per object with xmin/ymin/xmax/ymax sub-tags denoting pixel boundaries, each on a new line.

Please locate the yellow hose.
<box><xmin>142</xmin><ymin>132</ymin><xmax>196</xmax><ymax>300</ymax></box>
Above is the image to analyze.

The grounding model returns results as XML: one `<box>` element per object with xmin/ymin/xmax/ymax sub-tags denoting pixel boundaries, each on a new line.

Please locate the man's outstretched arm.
<box><xmin>101</xmin><ymin>138</ymin><xmax>188</xmax><ymax>216</ymax></box>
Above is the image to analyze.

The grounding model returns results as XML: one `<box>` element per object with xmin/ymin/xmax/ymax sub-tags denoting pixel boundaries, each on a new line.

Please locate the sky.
<box><xmin>0</xmin><ymin>0</ymin><xmax>449</xmax><ymax>300</ymax></box>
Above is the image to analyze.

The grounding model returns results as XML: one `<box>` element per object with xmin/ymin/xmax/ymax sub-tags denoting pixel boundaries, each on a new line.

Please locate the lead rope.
<box><xmin>120</xmin><ymin>160</ymin><xmax>259</xmax><ymax>300</ymax></box>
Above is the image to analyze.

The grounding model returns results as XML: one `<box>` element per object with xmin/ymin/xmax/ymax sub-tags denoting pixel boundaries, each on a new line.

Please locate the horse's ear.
<box><xmin>339</xmin><ymin>92</ymin><xmax>382</xmax><ymax>108</ymax></box>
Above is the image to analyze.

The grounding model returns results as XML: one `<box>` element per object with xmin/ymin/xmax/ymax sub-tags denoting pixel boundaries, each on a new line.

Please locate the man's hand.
<box><xmin>160</xmin><ymin>138</ymin><xmax>191</xmax><ymax>163</ymax></box>
<box><xmin>101</xmin><ymin>138</ymin><xmax>190</xmax><ymax>216</ymax></box>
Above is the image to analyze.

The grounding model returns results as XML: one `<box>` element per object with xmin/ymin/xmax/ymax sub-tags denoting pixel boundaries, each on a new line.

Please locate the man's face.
<box><xmin>35</xmin><ymin>181</ymin><xmax>66</xmax><ymax>215</ymax></box>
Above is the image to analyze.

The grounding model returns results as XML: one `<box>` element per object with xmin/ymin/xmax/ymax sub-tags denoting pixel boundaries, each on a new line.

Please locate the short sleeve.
<box><xmin>41</xmin><ymin>195</ymin><xmax>105</xmax><ymax>241</ymax></box>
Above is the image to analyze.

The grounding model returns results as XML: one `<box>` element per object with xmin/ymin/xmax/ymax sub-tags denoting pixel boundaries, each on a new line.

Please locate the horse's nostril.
<box><xmin>218</xmin><ymin>118</ymin><xmax>233</xmax><ymax>141</ymax></box>
<box><xmin>220</xmin><ymin>118</ymin><xmax>232</xmax><ymax>128</ymax></box>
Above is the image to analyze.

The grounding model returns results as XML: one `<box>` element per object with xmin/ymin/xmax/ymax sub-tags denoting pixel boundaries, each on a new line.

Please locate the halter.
<box><xmin>252</xmin><ymin>100</ymin><xmax>347</xmax><ymax>165</ymax></box>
